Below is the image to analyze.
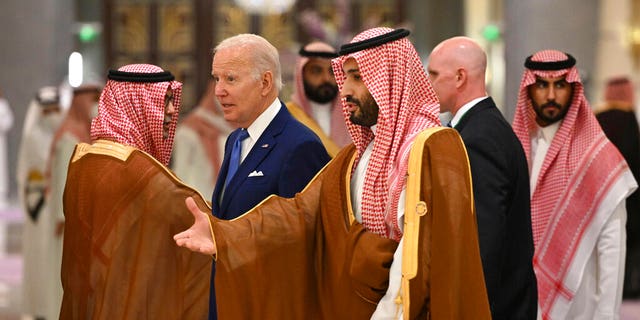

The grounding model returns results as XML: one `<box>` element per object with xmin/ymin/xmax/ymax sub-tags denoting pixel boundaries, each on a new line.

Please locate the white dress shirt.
<box><xmin>349</xmin><ymin>125</ymin><xmax>408</xmax><ymax>319</ymax></box>
<box><xmin>241</xmin><ymin>98</ymin><xmax>281</xmax><ymax>162</ymax></box>
<box><xmin>529</xmin><ymin>121</ymin><xmax>560</xmax><ymax>194</ymax></box>
<box><xmin>449</xmin><ymin>96</ymin><xmax>488</xmax><ymax>127</ymax></box>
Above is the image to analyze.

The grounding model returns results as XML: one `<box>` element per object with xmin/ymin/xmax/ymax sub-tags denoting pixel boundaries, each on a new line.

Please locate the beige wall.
<box><xmin>0</xmin><ymin>0</ymin><xmax>74</xmax><ymax>203</ymax></box>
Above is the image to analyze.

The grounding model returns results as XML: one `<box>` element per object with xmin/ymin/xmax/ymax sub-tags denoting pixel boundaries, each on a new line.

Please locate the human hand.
<box><xmin>174</xmin><ymin>196</ymin><xmax>216</xmax><ymax>256</ymax></box>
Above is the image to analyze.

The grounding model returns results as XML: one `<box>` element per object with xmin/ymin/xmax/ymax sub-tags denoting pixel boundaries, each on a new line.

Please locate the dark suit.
<box><xmin>209</xmin><ymin>102</ymin><xmax>331</xmax><ymax>319</ymax></box>
<box><xmin>454</xmin><ymin>97</ymin><xmax>537</xmax><ymax>319</ymax></box>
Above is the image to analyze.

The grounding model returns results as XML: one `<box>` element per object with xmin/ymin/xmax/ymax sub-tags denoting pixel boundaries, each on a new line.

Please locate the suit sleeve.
<box><xmin>278</xmin><ymin>139</ymin><xmax>330</xmax><ymax>197</ymax></box>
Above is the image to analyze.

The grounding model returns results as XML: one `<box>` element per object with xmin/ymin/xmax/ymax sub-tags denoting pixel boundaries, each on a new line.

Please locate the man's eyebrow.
<box><xmin>535</xmin><ymin>77</ymin><xmax>550</xmax><ymax>84</ymax></box>
<box><xmin>345</xmin><ymin>68</ymin><xmax>360</xmax><ymax>74</ymax></box>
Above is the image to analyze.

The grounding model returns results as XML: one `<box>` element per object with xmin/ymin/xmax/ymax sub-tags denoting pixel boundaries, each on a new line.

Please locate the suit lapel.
<box><xmin>220</xmin><ymin>102</ymin><xmax>290</xmax><ymax>210</ymax></box>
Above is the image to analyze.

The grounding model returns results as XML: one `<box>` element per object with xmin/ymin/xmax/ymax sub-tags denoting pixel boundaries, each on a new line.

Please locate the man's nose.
<box><xmin>547</xmin><ymin>86</ymin><xmax>556</xmax><ymax>101</ymax></box>
<box><xmin>215</xmin><ymin>83</ymin><xmax>226</xmax><ymax>96</ymax></box>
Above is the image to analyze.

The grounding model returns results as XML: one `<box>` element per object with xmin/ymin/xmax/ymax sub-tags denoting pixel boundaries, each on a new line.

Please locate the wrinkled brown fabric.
<box><xmin>211</xmin><ymin>128</ymin><xmax>490</xmax><ymax>319</ymax></box>
<box><xmin>60</xmin><ymin>140</ymin><xmax>211</xmax><ymax>320</ymax></box>
<box><xmin>404</xmin><ymin>128</ymin><xmax>491</xmax><ymax>319</ymax></box>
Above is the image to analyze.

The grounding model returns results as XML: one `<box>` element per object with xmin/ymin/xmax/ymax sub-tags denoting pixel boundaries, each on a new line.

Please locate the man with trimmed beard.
<box><xmin>512</xmin><ymin>50</ymin><xmax>637</xmax><ymax>319</ymax></box>
<box><xmin>174</xmin><ymin>28</ymin><xmax>491</xmax><ymax>319</ymax></box>
<box><xmin>286</xmin><ymin>41</ymin><xmax>350</xmax><ymax>157</ymax></box>
<box><xmin>59</xmin><ymin>64</ymin><xmax>211</xmax><ymax>319</ymax></box>
<box><xmin>172</xmin><ymin>79</ymin><xmax>232</xmax><ymax>196</ymax></box>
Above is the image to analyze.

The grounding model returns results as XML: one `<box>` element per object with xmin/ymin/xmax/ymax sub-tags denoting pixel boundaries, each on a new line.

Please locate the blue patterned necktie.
<box><xmin>224</xmin><ymin>129</ymin><xmax>250</xmax><ymax>187</ymax></box>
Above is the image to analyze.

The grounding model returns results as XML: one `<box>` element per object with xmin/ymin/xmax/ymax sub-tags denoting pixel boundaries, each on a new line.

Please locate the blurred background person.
<box><xmin>595</xmin><ymin>76</ymin><xmax>640</xmax><ymax>299</ymax></box>
<box><xmin>172</xmin><ymin>79</ymin><xmax>232</xmax><ymax>197</ymax></box>
<box><xmin>16</xmin><ymin>86</ymin><xmax>65</xmax><ymax>320</ymax></box>
<box><xmin>286</xmin><ymin>41</ymin><xmax>350</xmax><ymax>157</ymax></box>
<box><xmin>46</xmin><ymin>84</ymin><xmax>101</xmax><ymax>249</ymax></box>
<box><xmin>0</xmin><ymin>88</ymin><xmax>14</xmax><ymax>208</ymax></box>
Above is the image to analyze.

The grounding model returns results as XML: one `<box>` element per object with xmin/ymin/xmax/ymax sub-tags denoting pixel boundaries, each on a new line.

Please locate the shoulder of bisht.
<box><xmin>400</xmin><ymin>127</ymin><xmax>490</xmax><ymax>319</ymax></box>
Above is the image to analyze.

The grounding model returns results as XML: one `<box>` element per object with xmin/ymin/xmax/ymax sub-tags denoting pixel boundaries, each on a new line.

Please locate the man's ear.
<box><xmin>261</xmin><ymin>71</ymin><xmax>274</xmax><ymax>96</ymax></box>
<box><xmin>455</xmin><ymin>68</ymin><xmax>467</xmax><ymax>89</ymax></box>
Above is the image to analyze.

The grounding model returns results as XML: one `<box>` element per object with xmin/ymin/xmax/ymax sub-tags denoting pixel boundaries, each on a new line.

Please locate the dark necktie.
<box><xmin>445</xmin><ymin>121</ymin><xmax>453</xmax><ymax>128</ymax></box>
<box><xmin>224</xmin><ymin>129</ymin><xmax>250</xmax><ymax>187</ymax></box>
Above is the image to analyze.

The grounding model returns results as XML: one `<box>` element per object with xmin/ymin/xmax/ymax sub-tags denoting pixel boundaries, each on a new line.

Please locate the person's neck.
<box><xmin>451</xmin><ymin>93</ymin><xmax>487</xmax><ymax>116</ymax></box>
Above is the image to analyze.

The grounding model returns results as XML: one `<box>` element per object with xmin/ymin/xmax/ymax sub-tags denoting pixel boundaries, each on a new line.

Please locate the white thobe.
<box><xmin>350</xmin><ymin>125</ymin><xmax>407</xmax><ymax>319</ymax></box>
<box><xmin>530</xmin><ymin>124</ymin><xmax>627</xmax><ymax>320</ymax></box>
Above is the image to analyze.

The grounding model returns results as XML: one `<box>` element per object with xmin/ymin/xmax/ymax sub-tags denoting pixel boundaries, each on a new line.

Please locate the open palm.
<box><xmin>174</xmin><ymin>196</ymin><xmax>216</xmax><ymax>255</ymax></box>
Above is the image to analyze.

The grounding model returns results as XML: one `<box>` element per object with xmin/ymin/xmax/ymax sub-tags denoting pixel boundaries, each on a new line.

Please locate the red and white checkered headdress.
<box><xmin>332</xmin><ymin>28</ymin><xmax>441</xmax><ymax>241</ymax></box>
<box><xmin>91</xmin><ymin>64</ymin><xmax>182</xmax><ymax>165</ymax></box>
<box><xmin>512</xmin><ymin>50</ymin><xmax>633</xmax><ymax>318</ymax></box>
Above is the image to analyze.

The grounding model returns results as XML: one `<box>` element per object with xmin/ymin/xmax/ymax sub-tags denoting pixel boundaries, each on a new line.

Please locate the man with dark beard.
<box><xmin>59</xmin><ymin>64</ymin><xmax>212</xmax><ymax>319</ymax></box>
<box><xmin>286</xmin><ymin>41</ymin><xmax>351</xmax><ymax>157</ymax></box>
<box><xmin>174</xmin><ymin>28</ymin><xmax>491</xmax><ymax>319</ymax></box>
<box><xmin>512</xmin><ymin>50</ymin><xmax>637</xmax><ymax>319</ymax></box>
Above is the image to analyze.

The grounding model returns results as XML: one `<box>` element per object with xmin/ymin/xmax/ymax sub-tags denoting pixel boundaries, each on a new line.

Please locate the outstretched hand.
<box><xmin>174</xmin><ymin>196</ymin><xmax>216</xmax><ymax>256</ymax></box>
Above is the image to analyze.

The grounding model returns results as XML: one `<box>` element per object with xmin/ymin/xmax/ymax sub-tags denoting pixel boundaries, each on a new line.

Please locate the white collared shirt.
<box><xmin>351</xmin><ymin>125</ymin><xmax>376</xmax><ymax>222</ymax></box>
<box><xmin>529</xmin><ymin>121</ymin><xmax>561</xmax><ymax>194</ymax></box>
<box><xmin>240</xmin><ymin>98</ymin><xmax>281</xmax><ymax>162</ymax></box>
<box><xmin>349</xmin><ymin>124</ymin><xmax>409</xmax><ymax>318</ymax></box>
<box><xmin>449</xmin><ymin>96</ymin><xmax>488</xmax><ymax>127</ymax></box>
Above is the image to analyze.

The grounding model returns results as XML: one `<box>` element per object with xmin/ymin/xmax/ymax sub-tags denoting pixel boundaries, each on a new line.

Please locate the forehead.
<box><xmin>212</xmin><ymin>47</ymin><xmax>252</xmax><ymax>74</ymax></box>
<box><xmin>305</xmin><ymin>57</ymin><xmax>332</xmax><ymax>68</ymax></box>
<box><xmin>534</xmin><ymin>75</ymin><xmax>567</xmax><ymax>83</ymax></box>
<box><xmin>342</xmin><ymin>57</ymin><xmax>359</xmax><ymax>71</ymax></box>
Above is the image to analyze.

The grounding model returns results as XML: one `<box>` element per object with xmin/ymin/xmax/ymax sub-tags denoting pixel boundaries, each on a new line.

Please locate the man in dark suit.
<box><xmin>428</xmin><ymin>36</ymin><xmax>538</xmax><ymax>319</ymax></box>
<box><xmin>207</xmin><ymin>33</ymin><xmax>330</xmax><ymax>319</ymax></box>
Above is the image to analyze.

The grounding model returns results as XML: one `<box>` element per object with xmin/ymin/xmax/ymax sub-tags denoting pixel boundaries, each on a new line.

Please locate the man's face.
<box><xmin>212</xmin><ymin>47</ymin><xmax>266</xmax><ymax>128</ymax></box>
<box><xmin>527</xmin><ymin>75</ymin><xmax>573</xmax><ymax>127</ymax></box>
<box><xmin>341</xmin><ymin>58</ymin><xmax>379</xmax><ymax>127</ymax></box>
<box><xmin>39</xmin><ymin>103</ymin><xmax>63</xmax><ymax>132</ymax></box>
<box><xmin>163</xmin><ymin>87</ymin><xmax>176</xmax><ymax>139</ymax></box>
<box><xmin>302</xmin><ymin>57</ymin><xmax>338</xmax><ymax>104</ymax></box>
<box><xmin>427</xmin><ymin>51</ymin><xmax>456</xmax><ymax>114</ymax></box>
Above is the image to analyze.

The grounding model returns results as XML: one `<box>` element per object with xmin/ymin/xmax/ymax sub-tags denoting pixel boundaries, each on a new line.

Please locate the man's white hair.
<box><xmin>214</xmin><ymin>34</ymin><xmax>283</xmax><ymax>91</ymax></box>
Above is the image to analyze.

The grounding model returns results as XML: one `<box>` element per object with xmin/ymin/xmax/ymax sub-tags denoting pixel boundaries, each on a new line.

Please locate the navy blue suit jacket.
<box><xmin>455</xmin><ymin>97</ymin><xmax>537</xmax><ymax>319</ymax></box>
<box><xmin>211</xmin><ymin>102</ymin><xmax>330</xmax><ymax>219</ymax></box>
<box><xmin>208</xmin><ymin>102</ymin><xmax>330</xmax><ymax>319</ymax></box>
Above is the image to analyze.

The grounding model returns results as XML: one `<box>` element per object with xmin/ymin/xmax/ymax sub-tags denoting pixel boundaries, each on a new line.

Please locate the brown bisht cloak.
<box><xmin>211</xmin><ymin>127</ymin><xmax>490</xmax><ymax>319</ymax></box>
<box><xmin>59</xmin><ymin>140</ymin><xmax>212</xmax><ymax>319</ymax></box>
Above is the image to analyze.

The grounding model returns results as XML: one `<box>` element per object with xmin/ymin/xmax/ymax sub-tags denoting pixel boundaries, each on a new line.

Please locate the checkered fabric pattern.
<box><xmin>512</xmin><ymin>50</ymin><xmax>630</xmax><ymax>317</ymax></box>
<box><xmin>90</xmin><ymin>64</ymin><xmax>182</xmax><ymax>165</ymax></box>
<box><xmin>513</xmin><ymin>50</ymin><xmax>595</xmax><ymax>245</ymax></box>
<box><xmin>332</xmin><ymin>27</ymin><xmax>441</xmax><ymax>241</ymax></box>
